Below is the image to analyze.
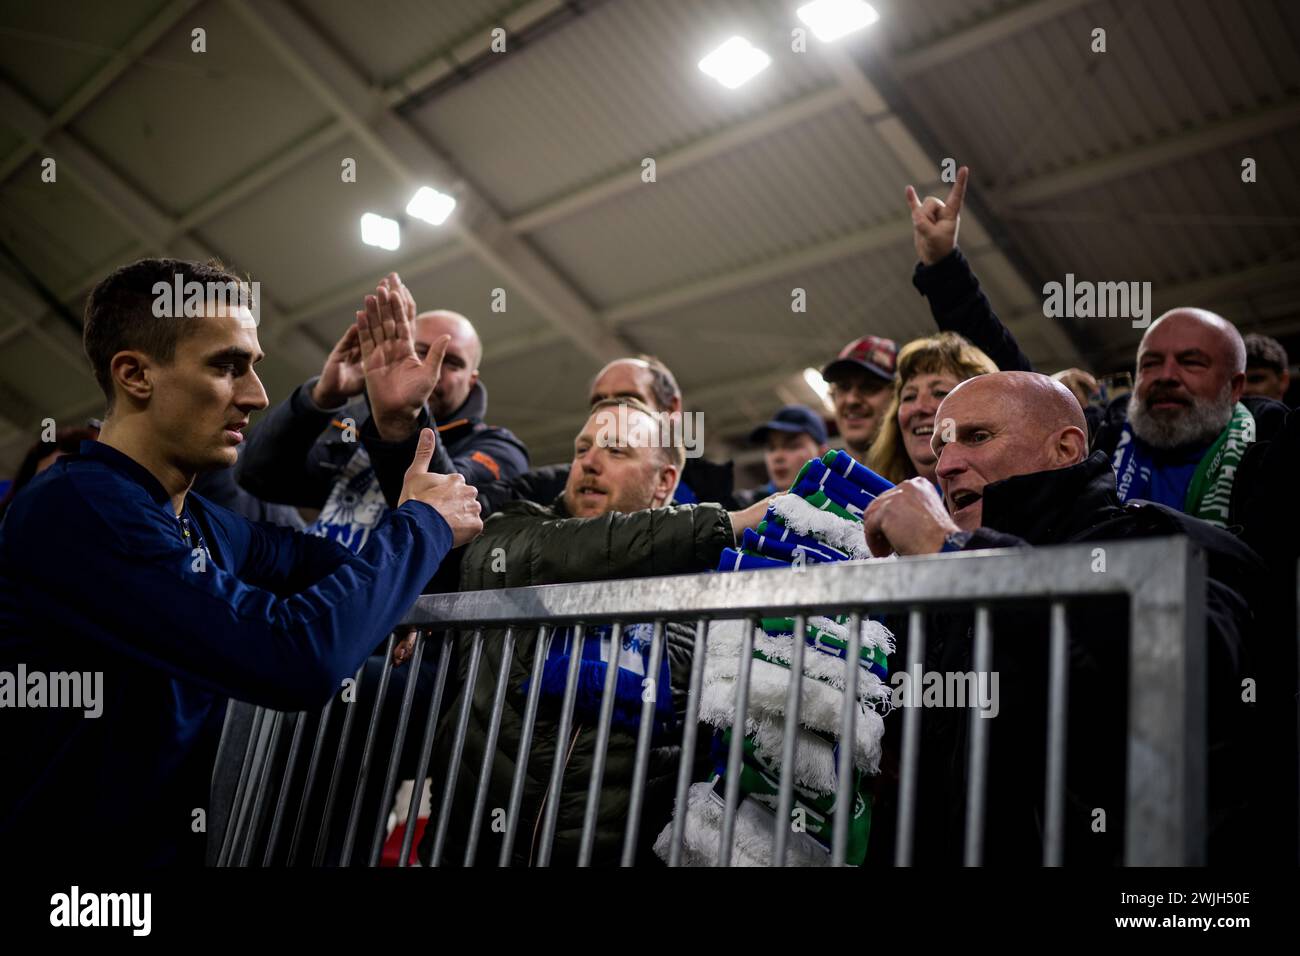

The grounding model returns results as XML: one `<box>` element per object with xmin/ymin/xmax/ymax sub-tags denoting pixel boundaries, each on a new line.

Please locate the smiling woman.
<box><xmin>865</xmin><ymin>332</ymin><xmax>998</xmax><ymax>485</ymax></box>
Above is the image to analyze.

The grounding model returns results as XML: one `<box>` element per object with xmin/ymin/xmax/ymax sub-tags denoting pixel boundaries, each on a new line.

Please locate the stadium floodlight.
<box><xmin>803</xmin><ymin>367</ymin><xmax>833</xmax><ymax>410</ymax></box>
<box><xmin>406</xmin><ymin>186</ymin><xmax>456</xmax><ymax>226</ymax></box>
<box><xmin>796</xmin><ymin>0</ymin><xmax>879</xmax><ymax>42</ymax></box>
<box><xmin>698</xmin><ymin>36</ymin><xmax>771</xmax><ymax>89</ymax></box>
<box><xmin>360</xmin><ymin>212</ymin><xmax>400</xmax><ymax>251</ymax></box>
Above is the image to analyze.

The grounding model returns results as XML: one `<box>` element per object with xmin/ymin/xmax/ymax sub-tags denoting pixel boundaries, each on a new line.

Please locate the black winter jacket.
<box><xmin>419</xmin><ymin>495</ymin><xmax>734</xmax><ymax>866</ymax></box>
<box><xmin>869</xmin><ymin>452</ymin><xmax>1268</xmax><ymax>865</ymax></box>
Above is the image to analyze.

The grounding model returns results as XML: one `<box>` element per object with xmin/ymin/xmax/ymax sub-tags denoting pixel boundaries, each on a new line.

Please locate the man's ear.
<box><xmin>109</xmin><ymin>350</ymin><xmax>153</xmax><ymax>405</ymax></box>
<box><xmin>652</xmin><ymin>462</ymin><xmax>680</xmax><ymax>507</ymax></box>
<box><xmin>1229</xmin><ymin>370</ymin><xmax>1245</xmax><ymax>403</ymax></box>
<box><xmin>1280</xmin><ymin>369</ymin><xmax>1291</xmax><ymax>394</ymax></box>
<box><xmin>1053</xmin><ymin>426</ymin><xmax>1088</xmax><ymax>466</ymax></box>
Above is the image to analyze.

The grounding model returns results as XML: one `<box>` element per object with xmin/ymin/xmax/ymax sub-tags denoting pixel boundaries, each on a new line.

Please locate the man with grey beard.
<box><xmin>1092</xmin><ymin>308</ymin><xmax>1288</xmax><ymax>527</ymax></box>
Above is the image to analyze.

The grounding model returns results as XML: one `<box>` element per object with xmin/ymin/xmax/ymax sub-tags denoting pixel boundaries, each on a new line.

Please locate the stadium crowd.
<box><xmin>1</xmin><ymin>168</ymin><xmax>1296</xmax><ymax>867</ymax></box>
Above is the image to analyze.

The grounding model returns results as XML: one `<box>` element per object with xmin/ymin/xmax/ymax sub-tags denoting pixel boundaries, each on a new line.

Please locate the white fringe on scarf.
<box><xmin>652</xmin><ymin>782</ymin><xmax>831</xmax><ymax>867</ymax></box>
<box><xmin>770</xmin><ymin>493</ymin><xmax>873</xmax><ymax>559</ymax></box>
<box><xmin>697</xmin><ymin>619</ymin><xmax>892</xmax><ymax>789</ymax></box>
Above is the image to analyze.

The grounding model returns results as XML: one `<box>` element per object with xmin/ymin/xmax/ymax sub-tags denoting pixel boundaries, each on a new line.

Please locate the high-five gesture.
<box><xmin>311</xmin><ymin>323</ymin><xmax>365</xmax><ymax>409</ymax></box>
<box><xmin>906</xmin><ymin>165</ymin><xmax>969</xmax><ymax>266</ymax></box>
<box><xmin>356</xmin><ymin>272</ymin><xmax>449</xmax><ymax>441</ymax></box>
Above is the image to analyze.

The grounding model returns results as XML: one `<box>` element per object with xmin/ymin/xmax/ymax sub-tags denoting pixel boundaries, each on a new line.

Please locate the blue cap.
<box><xmin>749</xmin><ymin>405</ymin><xmax>828</xmax><ymax>446</ymax></box>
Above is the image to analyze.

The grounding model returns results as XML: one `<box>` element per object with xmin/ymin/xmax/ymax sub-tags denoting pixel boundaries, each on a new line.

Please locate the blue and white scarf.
<box><xmin>525</xmin><ymin>623</ymin><xmax>676</xmax><ymax>740</ymax></box>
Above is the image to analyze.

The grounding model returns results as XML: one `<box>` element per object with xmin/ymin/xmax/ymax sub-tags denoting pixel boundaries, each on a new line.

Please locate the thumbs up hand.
<box><xmin>398</xmin><ymin>428</ymin><xmax>483</xmax><ymax>547</ymax></box>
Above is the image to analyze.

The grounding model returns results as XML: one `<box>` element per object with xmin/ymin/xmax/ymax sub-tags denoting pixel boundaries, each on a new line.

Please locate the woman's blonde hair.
<box><xmin>864</xmin><ymin>332</ymin><xmax>999</xmax><ymax>483</ymax></box>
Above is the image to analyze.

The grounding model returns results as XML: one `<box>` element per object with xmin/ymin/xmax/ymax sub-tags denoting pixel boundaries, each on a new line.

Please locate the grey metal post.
<box><xmin>499</xmin><ymin>625</ymin><xmax>554</xmax><ymax>866</ymax></box>
<box><xmin>537</xmin><ymin>624</ymin><xmax>587</xmax><ymax>867</ymax></box>
<box><xmin>369</xmin><ymin>630</ymin><xmax>428</xmax><ymax>867</ymax></box>
<box><xmin>718</xmin><ymin>617</ymin><xmax>756</xmax><ymax>867</ymax></box>
<box><xmin>831</xmin><ymin>612</ymin><xmax>862</xmax><ymax>866</ymax></box>
<box><xmin>963</xmin><ymin>606</ymin><xmax>992</xmax><ymax>866</ymax></box>
<box><xmin>579</xmin><ymin>623</ymin><xmax>625</xmax><ymax>866</ymax></box>
<box><xmin>340</xmin><ymin>634</ymin><xmax>396</xmax><ymax>866</ymax></box>
<box><xmin>398</xmin><ymin>631</ymin><xmax>454</xmax><ymax>868</ymax></box>
<box><xmin>667</xmin><ymin>619</ymin><xmax>710</xmax><ymax>867</ymax></box>
<box><xmin>772</xmin><ymin>614</ymin><xmax>807</xmax><ymax>867</ymax></box>
<box><xmin>1043</xmin><ymin>601</ymin><xmax>1069</xmax><ymax>866</ymax></box>
<box><xmin>895</xmin><ymin>609</ymin><xmax>924</xmax><ymax>866</ymax></box>
<box><xmin>621</xmin><ymin>620</ymin><xmax>666</xmax><ymax>865</ymax></box>
<box><xmin>464</xmin><ymin>627</ymin><xmax>516</xmax><ymax>865</ymax></box>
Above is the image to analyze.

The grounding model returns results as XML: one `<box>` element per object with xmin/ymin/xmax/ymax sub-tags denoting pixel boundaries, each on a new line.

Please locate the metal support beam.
<box><xmin>998</xmin><ymin>100</ymin><xmax>1300</xmax><ymax>207</ymax></box>
<box><xmin>892</xmin><ymin>0</ymin><xmax>1094</xmax><ymax>78</ymax></box>
<box><xmin>226</xmin><ymin>0</ymin><xmax>632</xmax><ymax>366</ymax></box>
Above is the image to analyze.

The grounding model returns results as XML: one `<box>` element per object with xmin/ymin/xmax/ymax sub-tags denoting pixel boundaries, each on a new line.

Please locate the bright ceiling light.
<box><xmin>796</xmin><ymin>0</ymin><xmax>879</xmax><ymax>42</ymax></box>
<box><xmin>698</xmin><ymin>36</ymin><xmax>771</xmax><ymax>89</ymax></box>
<box><xmin>360</xmin><ymin>212</ymin><xmax>400</xmax><ymax>251</ymax></box>
<box><xmin>803</xmin><ymin>367</ymin><xmax>832</xmax><ymax>407</ymax></box>
<box><xmin>406</xmin><ymin>186</ymin><xmax>456</xmax><ymax>226</ymax></box>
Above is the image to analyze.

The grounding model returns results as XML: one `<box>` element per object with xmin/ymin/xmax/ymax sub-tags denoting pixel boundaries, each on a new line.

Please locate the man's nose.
<box><xmin>240</xmin><ymin>370</ymin><xmax>269</xmax><ymax>412</ymax></box>
<box><xmin>935</xmin><ymin>444</ymin><xmax>967</xmax><ymax>480</ymax></box>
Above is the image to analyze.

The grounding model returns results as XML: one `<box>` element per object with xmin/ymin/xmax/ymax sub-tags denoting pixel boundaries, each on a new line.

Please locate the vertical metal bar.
<box><xmin>340</xmin><ymin>634</ymin><xmax>397</xmax><ymax>866</ymax></box>
<box><xmin>429</xmin><ymin>629</ymin><xmax>485</xmax><ymax>867</ymax></box>
<box><xmin>227</xmin><ymin>709</ymin><xmax>274</xmax><ymax>867</ymax></box>
<box><xmin>1124</xmin><ymin>538</ymin><xmax>1206</xmax><ymax>864</ymax></box>
<box><xmin>537</xmin><ymin>624</ymin><xmax>587</xmax><ymax>867</ymax></box>
<box><xmin>287</xmin><ymin>695</ymin><xmax>334</xmax><ymax>866</ymax></box>
<box><xmin>718</xmin><ymin>617</ymin><xmax>756</xmax><ymax>867</ymax></box>
<box><xmin>578</xmin><ymin>623</ymin><xmax>625</xmax><ymax>866</ymax></box>
<box><xmin>499</xmin><ymin>625</ymin><xmax>554</xmax><ymax>866</ymax></box>
<box><xmin>263</xmin><ymin>711</ymin><xmax>306</xmax><ymax>867</ymax></box>
<box><xmin>963</xmin><ymin>606</ymin><xmax>993</xmax><ymax>866</ymax></box>
<box><xmin>831</xmin><ymin>612</ymin><xmax>862</xmax><ymax>866</ymax></box>
<box><xmin>895</xmin><ymin>609</ymin><xmax>925</xmax><ymax>866</ymax></box>
<box><xmin>239</xmin><ymin>710</ymin><xmax>285</xmax><ymax>866</ymax></box>
<box><xmin>621</xmin><ymin>620</ymin><xmax>667</xmax><ymax>866</ymax></box>
<box><xmin>1044</xmin><ymin>601</ymin><xmax>1070</xmax><ymax>866</ymax></box>
<box><xmin>772</xmin><ymin>614</ymin><xmax>807</xmax><ymax>867</ymax></box>
<box><xmin>368</xmin><ymin>630</ymin><xmax>428</xmax><ymax>867</ymax></box>
<box><xmin>217</xmin><ymin>706</ymin><xmax>265</xmax><ymax>867</ymax></box>
<box><xmin>668</xmin><ymin>619</ymin><xmax>709</xmax><ymax>867</ymax></box>
<box><xmin>398</xmin><ymin>631</ymin><xmax>454</xmax><ymax>868</ymax></box>
<box><xmin>464</xmin><ymin>627</ymin><xmax>517</xmax><ymax>866</ymax></box>
<box><xmin>313</xmin><ymin>663</ymin><xmax>365</xmax><ymax>867</ymax></box>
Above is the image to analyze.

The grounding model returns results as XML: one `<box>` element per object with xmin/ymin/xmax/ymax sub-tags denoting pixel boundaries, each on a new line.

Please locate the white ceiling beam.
<box><xmin>0</xmin><ymin>78</ymin><xmax>317</xmax><ymax>374</ymax></box>
<box><xmin>508</xmin><ymin>84</ymin><xmax>853</xmax><ymax>234</ymax></box>
<box><xmin>225</xmin><ymin>0</ymin><xmax>631</xmax><ymax>366</ymax></box>
<box><xmin>998</xmin><ymin>100</ymin><xmax>1300</xmax><ymax>207</ymax></box>
<box><xmin>830</xmin><ymin>39</ymin><xmax>1083</xmax><ymax>366</ymax></box>
<box><xmin>603</xmin><ymin>215</ymin><xmax>910</xmax><ymax>326</ymax></box>
<box><xmin>892</xmin><ymin>0</ymin><xmax>1094</xmax><ymax>78</ymax></box>
<box><xmin>381</xmin><ymin>0</ymin><xmax>566</xmax><ymax>107</ymax></box>
<box><xmin>0</xmin><ymin>0</ymin><xmax>201</xmax><ymax>183</ymax></box>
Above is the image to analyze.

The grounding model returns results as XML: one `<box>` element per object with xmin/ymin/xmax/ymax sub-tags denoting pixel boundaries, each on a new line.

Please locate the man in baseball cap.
<box><xmin>822</xmin><ymin>335</ymin><xmax>897</xmax><ymax>465</ymax></box>
<box><xmin>734</xmin><ymin>404</ymin><xmax>830</xmax><ymax>506</ymax></box>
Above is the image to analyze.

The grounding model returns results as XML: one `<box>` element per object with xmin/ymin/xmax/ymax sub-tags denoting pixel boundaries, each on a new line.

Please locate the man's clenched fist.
<box><xmin>399</xmin><ymin>428</ymin><xmax>483</xmax><ymax>547</ymax></box>
<box><xmin>863</xmin><ymin>477</ymin><xmax>960</xmax><ymax>557</ymax></box>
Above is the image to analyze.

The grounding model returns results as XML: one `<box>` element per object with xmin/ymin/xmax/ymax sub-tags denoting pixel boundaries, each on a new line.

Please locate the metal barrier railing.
<box><xmin>209</xmin><ymin>537</ymin><xmax>1208</xmax><ymax>867</ymax></box>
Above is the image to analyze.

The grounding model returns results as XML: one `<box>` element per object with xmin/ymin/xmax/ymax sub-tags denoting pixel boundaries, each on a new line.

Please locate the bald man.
<box><xmin>862</xmin><ymin>372</ymin><xmax>1264</xmax><ymax>865</ymax></box>
<box><xmin>237</xmin><ymin>272</ymin><xmax>528</xmax><ymax>551</ymax></box>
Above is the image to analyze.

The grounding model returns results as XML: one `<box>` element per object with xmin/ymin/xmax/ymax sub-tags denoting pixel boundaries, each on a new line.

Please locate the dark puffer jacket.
<box><xmin>420</xmin><ymin>495</ymin><xmax>734</xmax><ymax>867</ymax></box>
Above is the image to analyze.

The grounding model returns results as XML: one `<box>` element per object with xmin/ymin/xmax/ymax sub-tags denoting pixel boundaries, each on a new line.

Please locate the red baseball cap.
<box><xmin>821</xmin><ymin>335</ymin><xmax>898</xmax><ymax>385</ymax></box>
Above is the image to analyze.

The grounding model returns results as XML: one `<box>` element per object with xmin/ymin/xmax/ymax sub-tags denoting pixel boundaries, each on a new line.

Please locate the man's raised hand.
<box><xmin>399</xmin><ymin>428</ymin><xmax>482</xmax><ymax>547</ymax></box>
<box><xmin>356</xmin><ymin>272</ymin><xmax>448</xmax><ymax>441</ymax></box>
<box><xmin>312</xmin><ymin>323</ymin><xmax>365</xmax><ymax>409</ymax></box>
<box><xmin>905</xmin><ymin>165</ymin><xmax>969</xmax><ymax>266</ymax></box>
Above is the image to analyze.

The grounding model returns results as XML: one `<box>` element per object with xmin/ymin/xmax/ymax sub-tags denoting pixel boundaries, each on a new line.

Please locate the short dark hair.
<box><xmin>1243</xmin><ymin>333</ymin><xmax>1288</xmax><ymax>374</ymax></box>
<box><xmin>83</xmin><ymin>257</ymin><xmax>246</xmax><ymax>410</ymax></box>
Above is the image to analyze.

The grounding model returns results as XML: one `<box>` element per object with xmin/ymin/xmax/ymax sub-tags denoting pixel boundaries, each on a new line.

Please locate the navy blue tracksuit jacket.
<box><xmin>0</xmin><ymin>440</ymin><xmax>452</xmax><ymax>865</ymax></box>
